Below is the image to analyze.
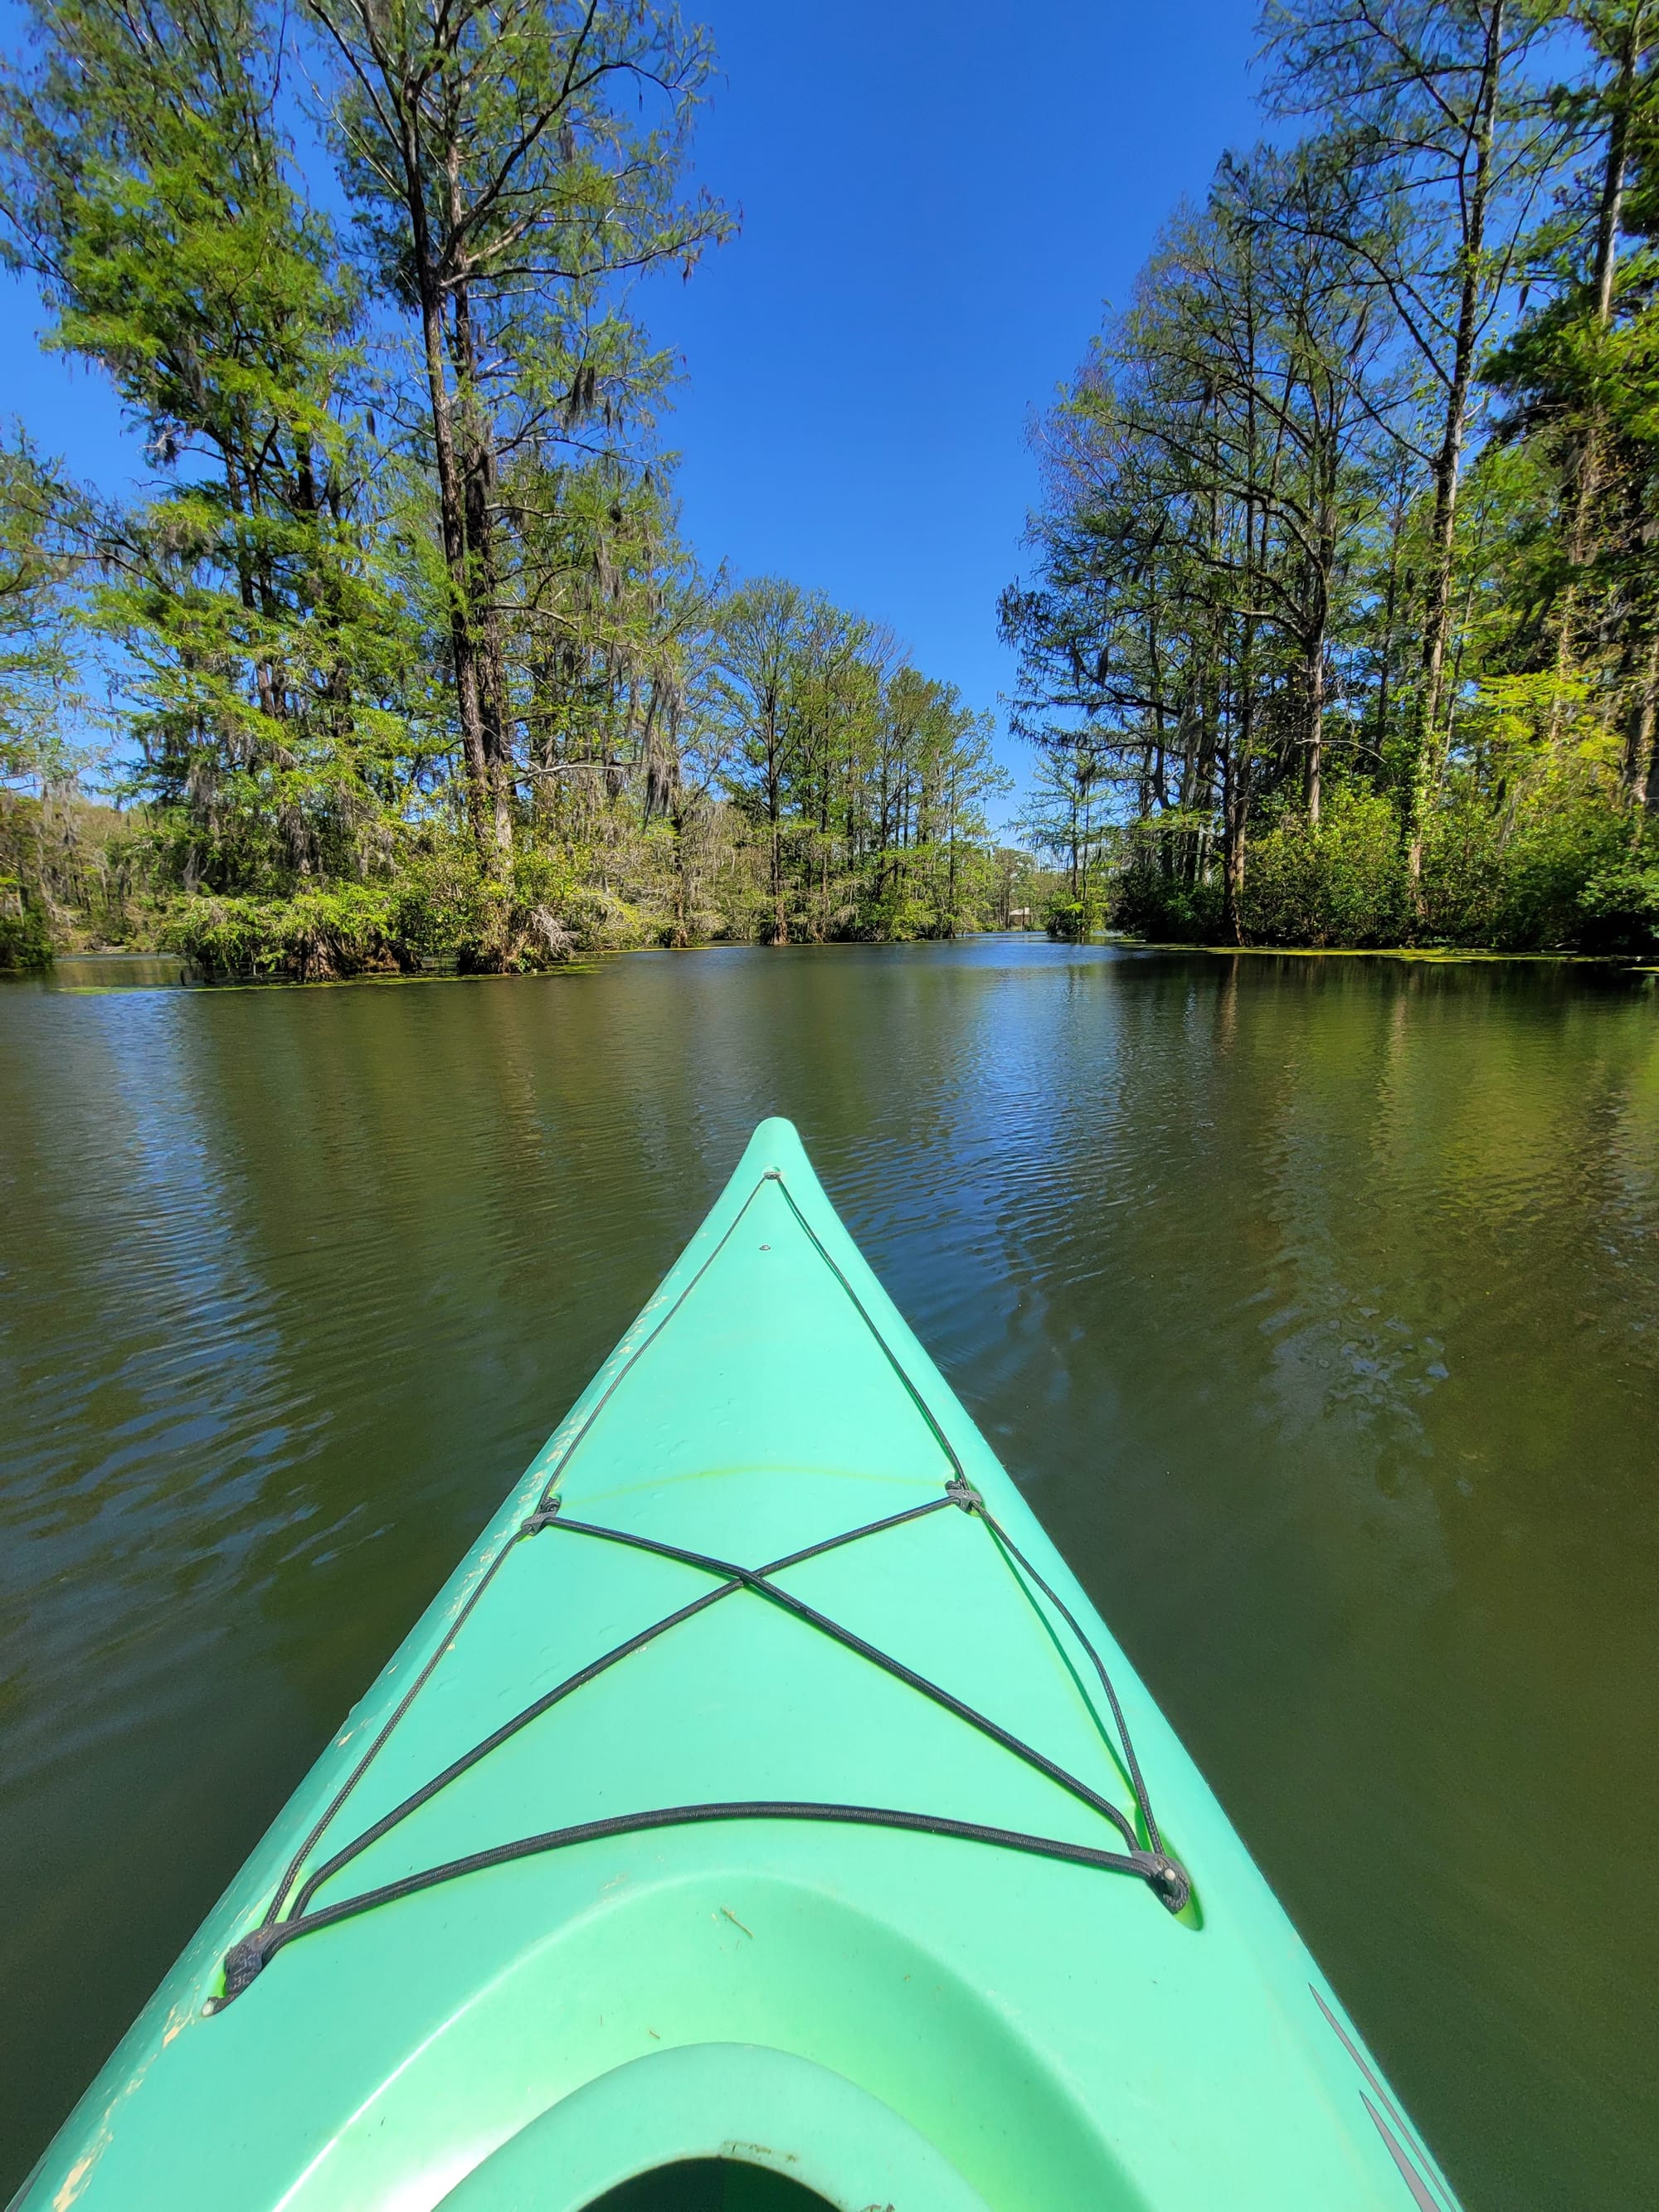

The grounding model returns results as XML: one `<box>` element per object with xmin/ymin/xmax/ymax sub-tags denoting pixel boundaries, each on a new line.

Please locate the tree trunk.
<box><xmin>1374</xmin><ymin>477</ymin><xmax>1405</xmax><ymax>771</ymax></box>
<box><xmin>1306</xmin><ymin>634</ymin><xmax>1324</xmax><ymax>828</ymax></box>
<box><xmin>1224</xmin><ymin>605</ymin><xmax>1255</xmax><ymax>945</ymax></box>
<box><xmin>766</xmin><ymin>717</ymin><xmax>786</xmax><ymax>945</ymax></box>
<box><xmin>414</xmin><ymin>260</ymin><xmax>496</xmax><ymax>864</ymax></box>
<box><xmin>1222</xmin><ymin>746</ymin><xmax>1250</xmax><ymax>946</ymax></box>
<box><xmin>451</xmin><ymin>275</ymin><xmax>513</xmax><ymax>854</ymax></box>
<box><xmin>946</xmin><ymin>764</ymin><xmax>958</xmax><ymax>927</ymax></box>
<box><xmin>1226</xmin><ymin>343</ymin><xmax>1262</xmax><ymax>944</ymax></box>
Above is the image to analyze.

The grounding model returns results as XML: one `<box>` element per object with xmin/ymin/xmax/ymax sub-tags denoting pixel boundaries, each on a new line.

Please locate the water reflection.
<box><xmin>2</xmin><ymin>942</ymin><xmax>1657</xmax><ymax>2204</ymax></box>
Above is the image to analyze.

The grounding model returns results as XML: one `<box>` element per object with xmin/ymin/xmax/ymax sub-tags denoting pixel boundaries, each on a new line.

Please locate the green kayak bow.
<box><xmin>16</xmin><ymin>1118</ymin><xmax>1464</xmax><ymax>2212</ymax></box>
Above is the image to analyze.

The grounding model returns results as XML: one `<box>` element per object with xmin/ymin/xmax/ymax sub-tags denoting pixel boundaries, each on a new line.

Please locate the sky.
<box><xmin>637</xmin><ymin>0</ymin><xmax>1263</xmax><ymax>800</ymax></box>
<box><xmin>0</xmin><ymin>0</ymin><xmax>1265</xmax><ymax>811</ymax></box>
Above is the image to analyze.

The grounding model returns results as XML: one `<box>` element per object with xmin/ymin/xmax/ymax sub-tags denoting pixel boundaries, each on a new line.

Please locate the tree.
<box><xmin>713</xmin><ymin>577</ymin><xmax>811</xmax><ymax>943</ymax></box>
<box><xmin>0</xmin><ymin>0</ymin><xmax>409</xmax><ymax>896</ymax></box>
<box><xmin>1485</xmin><ymin>4</ymin><xmax>1659</xmax><ymax>800</ymax></box>
<box><xmin>1002</xmin><ymin>6</ymin><xmax>1659</xmax><ymax>955</ymax></box>
<box><xmin>0</xmin><ymin>430</ymin><xmax>89</xmax><ymax>963</ymax></box>
<box><xmin>307</xmin><ymin>0</ymin><xmax>730</xmax><ymax>868</ymax></box>
<box><xmin>1005</xmin><ymin>149</ymin><xmax>1400</xmax><ymax>938</ymax></box>
<box><xmin>1016</xmin><ymin>737</ymin><xmax>1114</xmax><ymax>931</ymax></box>
<box><xmin>0</xmin><ymin>433</ymin><xmax>80</xmax><ymax>790</ymax></box>
<box><xmin>1262</xmin><ymin>0</ymin><xmax>1569</xmax><ymax>880</ymax></box>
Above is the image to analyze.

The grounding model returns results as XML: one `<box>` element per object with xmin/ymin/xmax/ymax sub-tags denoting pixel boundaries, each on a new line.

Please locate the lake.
<box><xmin>2</xmin><ymin>939</ymin><xmax>1656</xmax><ymax>2205</ymax></box>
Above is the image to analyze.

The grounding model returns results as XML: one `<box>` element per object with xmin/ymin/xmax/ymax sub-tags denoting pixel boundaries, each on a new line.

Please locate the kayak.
<box><xmin>15</xmin><ymin>1116</ymin><xmax>1464</xmax><ymax>2212</ymax></box>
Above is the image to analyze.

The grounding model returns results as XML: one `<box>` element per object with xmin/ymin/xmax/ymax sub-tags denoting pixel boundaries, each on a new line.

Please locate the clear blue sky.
<box><xmin>1</xmin><ymin>0</ymin><xmax>1263</xmax><ymax>808</ymax></box>
<box><xmin>640</xmin><ymin>0</ymin><xmax>1262</xmax><ymax>805</ymax></box>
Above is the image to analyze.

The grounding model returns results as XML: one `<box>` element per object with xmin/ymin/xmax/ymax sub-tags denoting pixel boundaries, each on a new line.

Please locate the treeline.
<box><xmin>1003</xmin><ymin>0</ymin><xmax>1659</xmax><ymax>953</ymax></box>
<box><xmin>0</xmin><ymin>0</ymin><xmax>1013</xmax><ymax>975</ymax></box>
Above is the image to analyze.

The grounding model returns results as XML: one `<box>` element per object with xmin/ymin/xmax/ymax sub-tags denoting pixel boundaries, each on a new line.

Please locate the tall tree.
<box><xmin>1263</xmin><ymin>0</ymin><xmax>1566</xmax><ymax>879</ymax></box>
<box><xmin>0</xmin><ymin>431</ymin><xmax>89</xmax><ymax>962</ymax></box>
<box><xmin>0</xmin><ymin>0</ymin><xmax>402</xmax><ymax>894</ymax></box>
<box><xmin>714</xmin><ymin>577</ymin><xmax>803</xmax><ymax>943</ymax></box>
<box><xmin>1486</xmin><ymin>5</ymin><xmax>1659</xmax><ymax>798</ymax></box>
<box><xmin>1005</xmin><ymin>152</ymin><xmax>1398</xmax><ymax>936</ymax></box>
<box><xmin>307</xmin><ymin>0</ymin><xmax>729</xmax><ymax>866</ymax></box>
<box><xmin>1015</xmin><ymin>737</ymin><xmax>1114</xmax><ymax>926</ymax></box>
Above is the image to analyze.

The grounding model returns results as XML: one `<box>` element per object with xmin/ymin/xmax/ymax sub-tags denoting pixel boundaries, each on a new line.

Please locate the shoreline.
<box><xmin>7</xmin><ymin>932</ymin><xmax>1656</xmax><ymax>992</ymax></box>
<box><xmin>1114</xmin><ymin>936</ymin><xmax>1657</xmax><ymax>970</ymax></box>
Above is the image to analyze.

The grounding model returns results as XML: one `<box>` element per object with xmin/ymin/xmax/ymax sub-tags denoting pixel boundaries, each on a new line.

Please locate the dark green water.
<box><xmin>2</xmin><ymin>941</ymin><xmax>1656</xmax><ymax>2205</ymax></box>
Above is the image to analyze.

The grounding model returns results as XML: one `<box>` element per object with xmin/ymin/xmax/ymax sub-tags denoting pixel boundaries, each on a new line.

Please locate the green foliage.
<box><xmin>1044</xmin><ymin>896</ymin><xmax>1094</xmax><ymax>941</ymax></box>
<box><xmin>1107</xmin><ymin>778</ymin><xmax>1645</xmax><ymax>955</ymax></box>
<box><xmin>1579</xmin><ymin>857</ymin><xmax>1659</xmax><ymax>951</ymax></box>
<box><xmin>1421</xmin><ymin>780</ymin><xmax>1635</xmax><ymax>950</ymax></box>
<box><xmin>0</xmin><ymin>0</ymin><xmax>427</xmax><ymax>900</ymax></box>
<box><xmin>1240</xmin><ymin>789</ymin><xmax>1409</xmax><ymax>948</ymax></box>
<box><xmin>0</xmin><ymin>0</ymin><xmax>1026</xmax><ymax>970</ymax></box>
<box><xmin>155</xmin><ymin>835</ymin><xmax>680</xmax><ymax>980</ymax></box>
<box><xmin>0</xmin><ymin>0</ymin><xmax>1017</xmax><ymax>968</ymax></box>
<box><xmin>0</xmin><ymin>875</ymin><xmax>52</xmax><ymax>967</ymax></box>
<box><xmin>1017</xmin><ymin>741</ymin><xmax>1113</xmax><ymax>916</ymax></box>
<box><xmin>308</xmin><ymin>0</ymin><xmax>731</xmax><ymax>857</ymax></box>
<box><xmin>1112</xmin><ymin>854</ymin><xmax>1223</xmax><ymax>941</ymax></box>
<box><xmin>0</xmin><ymin>430</ymin><xmax>95</xmax><ymax>955</ymax></box>
<box><xmin>998</xmin><ymin>4</ymin><xmax>1659</xmax><ymax>957</ymax></box>
<box><xmin>160</xmin><ymin>883</ymin><xmax>417</xmax><ymax>980</ymax></box>
<box><xmin>706</xmin><ymin>578</ymin><xmax>1010</xmax><ymax>945</ymax></box>
<box><xmin>19</xmin><ymin>0</ymin><xmax>1655</xmax><ymax>968</ymax></box>
<box><xmin>0</xmin><ymin>434</ymin><xmax>83</xmax><ymax>784</ymax></box>
<box><xmin>850</xmin><ymin>882</ymin><xmax>935</xmax><ymax>943</ymax></box>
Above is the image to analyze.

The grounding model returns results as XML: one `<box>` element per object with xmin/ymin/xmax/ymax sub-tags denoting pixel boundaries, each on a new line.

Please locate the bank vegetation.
<box><xmin>1005</xmin><ymin>0</ymin><xmax>1659</xmax><ymax>953</ymax></box>
<box><xmin>0</xmin><ymin>0</ymin><xmax>1032</xmax><ymax>975</ymax></box>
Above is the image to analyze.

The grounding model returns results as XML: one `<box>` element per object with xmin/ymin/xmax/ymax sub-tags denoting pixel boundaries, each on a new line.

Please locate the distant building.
<box><xmin>1009</xmin><ymin>907</ymin><xmax>1032</xmax><ymax>928</ymax></box>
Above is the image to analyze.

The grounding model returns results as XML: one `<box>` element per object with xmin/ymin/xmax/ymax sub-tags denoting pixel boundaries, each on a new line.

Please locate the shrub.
<box><xmin>1421</xmin><ymin>783</ymin><xmax>1632</xmax><ymax>949</ymax></box>
<box><xmin>1044</xmin><ymin>895</ymin><xmax>1092</xmax><ymax>940</ymax></box>
<box><xmin>849</xmin><ymin>884</ymin><xmax>936</xmax><ymax>941</ymax></box>
<box><xmin>1112</xmin><ymin>780</ymin><xmax>1646</xmax><ymax>955</ymax></box>
<box><xmin>1578</xmin><ymin>858</ymin><xmax>1659</xmax><ymax>953</ymax></box>
<box><xmin>1418</xmin><ymin>799</ymin><xmax>1507</xmax><ymax>945</ymax></box>
<box><xmin>449</xmin><ymin>865</ymin><xmax>651</xmax><ymax>972</ymax></box>
<box><xmin>161</xmin><ymin>884</ymin><xmax>421</xmax><ymax>980</ymax></box>
<box><xmin>0</xmin><ymin>878</ymin><xmax>52</xmax><ymax>970</ymax></box>
<box><xmin>158</xmin><ymin>848</ymin><xmax>665</xmax><ymax>982</ymax></box>
<box><xmin>1242</xmin><ymin>786</ymin><xmax>1409</xmax><ymax>947</ymax></box>
<box><xmin>1491</xmin><ymin>792</ymin><xmax>1630</xmax><ymax>950</ymax></box>
<box><xmin>1112</xmin><ymin>864</ymin><xmax>1223</xmax><ymax>942</ymax></box>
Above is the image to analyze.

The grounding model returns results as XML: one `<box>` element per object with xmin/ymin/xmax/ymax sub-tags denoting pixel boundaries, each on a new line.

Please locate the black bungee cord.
<box><xmin>215</xmin><ymin>1172</ymin><xmax>1188</xmax><ymax>2007</ymax></box>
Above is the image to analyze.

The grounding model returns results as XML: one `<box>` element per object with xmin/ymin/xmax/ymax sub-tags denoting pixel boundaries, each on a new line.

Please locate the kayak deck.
<box><xmin>18</xmin><ymin>1119</ymin><xmax>1463</xmax><ymax>2212</ymax></box>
